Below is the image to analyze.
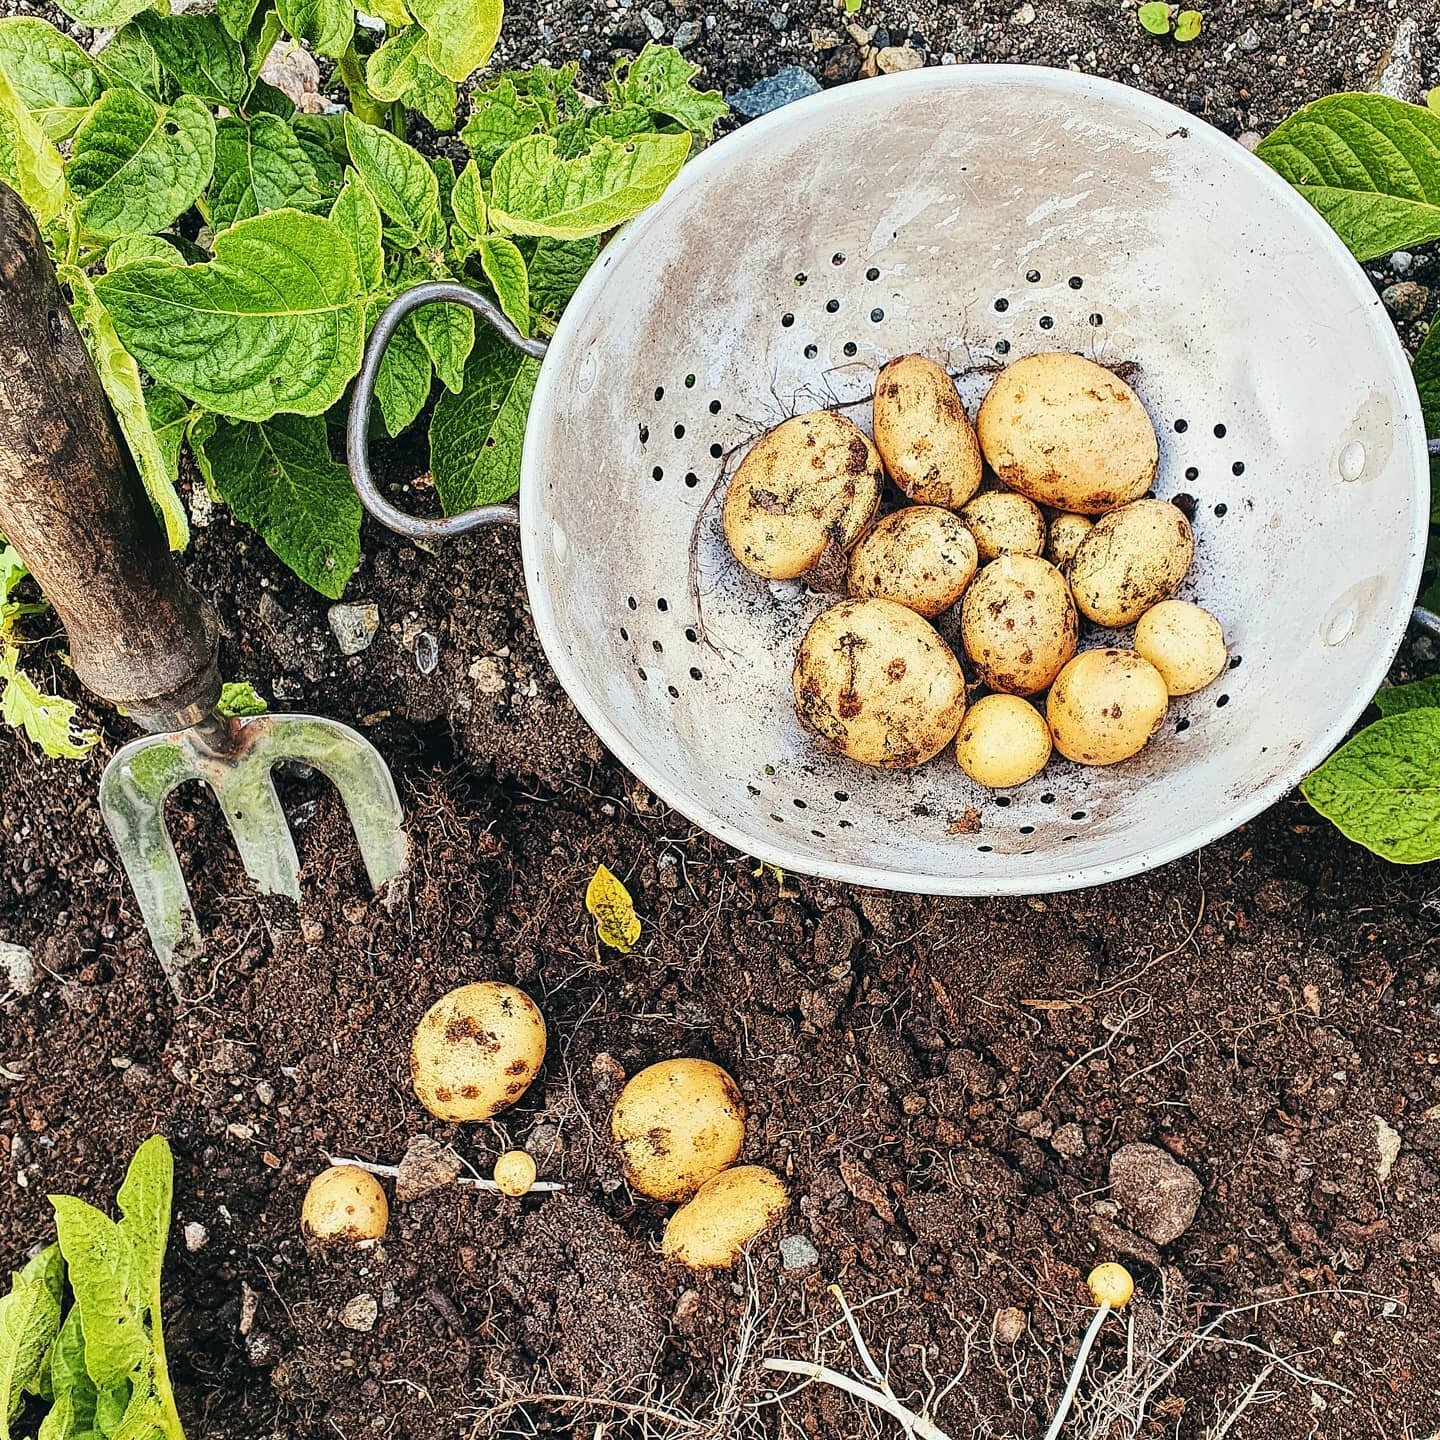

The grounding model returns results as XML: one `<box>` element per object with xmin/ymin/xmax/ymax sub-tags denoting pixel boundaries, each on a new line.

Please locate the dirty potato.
<box><xmin>301</xmin><ymin>1165</ymin><xmax>388</xmax><ymax>1244</ymax></box>
<box><xmin>872</xmin><ymin>354</ymin><xmax>983</xmax><ymax>507</ymax></box>
<box><xmin>1134</xmin><ymin>599</ymin><xmax>1227</xmax><ymax>695</ymax></box>
<box><xmin>976</xmin><ymin>353</ymin><xmax>1158</xmax><ymax>513</ymax></box>
<box><xmin>1045</xmin><ymin>512</ymin><xmax>1093</xmax><ymax>571</ymax></box>
<box><xmin>722</xmin><ymin>411</ymin><xmax>884</xmax><ymax>582</ymax></box>
<box><xmin>662</xmin><ymin>1166</ymin><xmax>789</xmax><ymax>1270</ymax></box>
<box><xmin>847</xmin><ymin>505</ymin><xmax>979</xmax><ymax>616</ymax></box>
<box><xmin>954</xmin><ymin>693</ymin><xmax>1053</xmax><ymax>788</ymax></box>
<box><xmin>959</xmin><ymin>554</ymin><xmax>1077</xmax><ymax>696</ymax></box>
<box><xmin>1046</xmin><ymin>649</ymin><xmax>1170</xmax><ymax>765</ymax></box>
<box><xmin>793</xmin><ymin>598</ymin><xmax>967</xmax><ymax>768</ymax></box>
<box><xmin>1069</xmin><ymin>499</ymin><xmax>1195</xmax><ymax>627</ymax></box>
<box><xmin>961</xmin><ymin>490</ymin><xmax>1047</xmax><ymax>563</ymax></box>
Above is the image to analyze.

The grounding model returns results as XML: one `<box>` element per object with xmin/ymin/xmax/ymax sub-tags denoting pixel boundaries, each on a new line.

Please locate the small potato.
<box><xmin>1135</xmin><ymin>600</ymin><xmax>1227</xmax><ymax>695</ymax></box>
<box><xmin>662</xmin><ymin>1166</ymin><xmax>789</xmax><ymax>1270</ymax></box>
<box><xmin>960</xmin><ymin>555</ymin><xmax>1077</xmax><ymax>696</ymax></box>
<box><xmin>722</xmin><ymin>411</ymin><xmax>884</xmax><ymax>581</ymax></box>
<box><xmin>611</xmin><ymin>1059</ymin><xmax>745</xmax><ymax>1202</ymax></box>
<box><xmin>977</xmin><ymin>353</ymin><xmax>1158</xmax><ymax>513</ymax></box>
<box><xmin>302</xmin><ymin>1165</ymin><xmax>388</xmax><ymax>1244</ymax></box>
<box><xmin>960</xmin><ymin>490</ymin><xmax>1046</xmax><ymax>563</ymax></box>
<box><xmin>873</xmin><ymin>354</ymin><xmax>983</xmax><ymax>507</ymax></box>
<box><xmin>1045</xmin><ymin>512</ymin><xmax>1093</xmax><ymax>571</ymax></box>
<box><xmin>847</xmin><ymin>506</ymin><xmax>978</xmax><ymax>616</ymax></box>
<box><xmin>1069</xmin><ymin>499</ymin><xmax>1195</xmax><ymax>627</ymax></box>
<box><xmin>493</xmin><ymin>1150</ymin><xmax>537</xmax><ymax>1197</ymax></box>
<box><xmin>794</xmin><ymin>598</ymin><xmax>967</xmax><ymax>768</ymax></box>
<box><xmin>955</xmin><ymin>694</ymin><xmax>1053</xmax><ymax>788</ymax></box>
<box><xmin>411</xmin><ymin>982</ymin><xmax>547</xmax><ymax>1123</ymax></box>
<box><xmin>1046</xmin><ymin>649</ymin><xmax>1169</xmax><ymax>765</ymax></box>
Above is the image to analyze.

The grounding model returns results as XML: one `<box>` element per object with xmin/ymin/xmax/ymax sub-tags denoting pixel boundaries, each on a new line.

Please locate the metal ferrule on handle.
<box><xmin>346</xmin><ymin>281</ymin><xmax>549</xmax><ymax>541</ymax></box>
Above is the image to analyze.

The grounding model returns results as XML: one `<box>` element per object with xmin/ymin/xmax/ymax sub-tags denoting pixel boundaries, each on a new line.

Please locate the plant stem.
<box><xmin>762</xmin><ymin>1359</ymin><xmax>951</xmax><ymax>1440</ymax></box>
<box><xmin>1042</xmin><ymin>1303</ymin><xmax>1112</xmax><ymax>1440</ymax></box>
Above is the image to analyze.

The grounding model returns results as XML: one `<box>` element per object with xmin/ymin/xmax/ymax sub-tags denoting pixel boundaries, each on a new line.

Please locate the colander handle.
<box><xmin>346</xmin><ymin>281</ymin><xmax>548</xmax><ymax>540</ymax></box>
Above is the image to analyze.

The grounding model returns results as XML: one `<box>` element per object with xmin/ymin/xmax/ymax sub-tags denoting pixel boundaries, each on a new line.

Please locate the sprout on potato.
<box><xmin>1068</xmin><ymin>498</ymin><xmax>1195</xmax><ymax>628</ymax></box>
<box><xmin>1047</xmin><ymin>649</ymin><xmax>1169</xmax><ymax>765</ymax></box>
<box><xmin>662</xmin><ymin>1165</ymin><xmax>789</xmax><ymax>1270</ymax></box>
<box><xmin>955</xmin><ymin>694</ymin><xmax>1053</xmax><ymax>788</ymax></box>
<box><xmin>847</xmin><ymin>505</ymin><xmax>978</xmax><ymax>616</ymax></box>
<box><xmin>872</xmin><ymin>354</ymin><xmax>983</xmax><ymax>508</ymax></box>
<box><xmin>1045</xmin><ymin>512</ymin><xmax>1094</xmax><ymax>571</ymax></box>
<box><xmin>410</xmin><ymin>982</ymin><xmax>547</xmax><ymax>1124</ymax></box>
<box><xmin>960</xmin><ymin>554</ymin><xmax>1077</xmax><ymax>697</ymax></box>
<box><xmin>1134</xmin><ymin>599</ymin><xmax>1227</xmax><ymax>695</ymax></box>
<box><xmin>610</xmin><ymin>1058</ymin><xmax>745</xmax><ymax>1202</ymax></box>
<box><xmin>302</xmin><ymin>1165</ymin><xmax>388</xmax><ymax>1245</ymax></box>
<box><xmin>794</xmin><ymin>598</ymin><xmax>967</xmax><ymax>768</ymax></box>
<box><xmin>960</xmin><ymin>490</ymin><xmax>1046</xmax><ymax>563</ymax></box>
<box><xmin>493</xmin><ymin>1150</ymin><xmax>537</xmax><ymax>1197</ymax></box>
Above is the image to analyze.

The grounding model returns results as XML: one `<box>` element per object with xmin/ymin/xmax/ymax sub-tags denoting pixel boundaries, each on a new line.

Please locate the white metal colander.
<box><xmin>349</xmin><ymin>66</ymin><xmax>1430</xmax><ymax>896</ymax></box>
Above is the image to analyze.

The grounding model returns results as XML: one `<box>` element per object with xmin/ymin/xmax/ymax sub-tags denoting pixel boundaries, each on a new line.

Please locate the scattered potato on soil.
<box><xmin>1045</xmin><ymin>512</ymin><xmax>1094</xmax><ymax>571</ymax></box>
<box><xmin>493</xmin><ymin>1150</ymin><xmax>537</xmax><ymax>1196</ymax></box>
<box><xmin>960</xmin><ymin>490</ymin><xmax>1047</xmax><ymax>562</ymax></box>
<box><xmin>847</xmin><ymin>505</ymin><xmax>978</xmax><ymax>616</ymax></box>
<box><xmin>872</xmin><ymin>354</ymin><xmax>983</xmax><ymax>507</ymax></box>
<box><xmin>1047</xmin><ymin>649</ymin><xmax>1169</xmax><ymax>765</ymax></box>
<box><xmin>977</xmin><ymin>353</ymin><xmax>1158</xmax><ymax>513</ymax></box>
<box><xmin>411</xmin><ymin>982</ymin><xmax>547</xmax><ymax>1123</ymax></box>
<box><xmin>722</xmin><ymin>411</ymin><xmax>884</xmax><ymax>581</ymax></box>
<box><xmin>1069</xmin><ymin>498</ymin><xmax>1195</xmax><ymax>627</ymax></box>
<box><xmin>662</xmin><ymin>1165</ymin><xmax>789</xmax><ymax>1270</ymax></box>
<box><xmin>955</xmin><ymin>694</ymin><xmax>1053</xmax><ymax>788</ymax></box>
<box><xmin>960</xmin><ymin>554</ymin><xmax>1077</xmax><ymax>696</ymax></box>
<box><xmin>610</xmin><ymin>1058</ymin><xmax>745</xmax><ymax>1202</ymax></box>
<box><xmin>794</xmin><ymin>598</ymin><xmax>967</xmax><ymax>767</ymax></box>
<box><xmin>301</xmin><ymin>1166</ymin><xmax>388</xmax><ymax>1244</ymax></box>
<box><xmin>1134</xmin><ymin>600</ymin><xmax>1227</xmax><ymax>695</ymax></box>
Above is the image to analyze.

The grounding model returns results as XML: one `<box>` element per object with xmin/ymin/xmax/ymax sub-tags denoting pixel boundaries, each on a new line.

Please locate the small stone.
<box><xmin>993</xmin><ymin>1306</ymin><xmax>1026</xmax><ymax>1344</ymax></box>
<box><xmin>1237</xmin><ymin>131</ymin><xmax>1263</xmax><ymax>152</ymax></box>
<box><xmin>244</xmin><ymin>1332</ymin><xmax>279</xmax><ymax>1367</ymax></box>
<box><xmin>469</xmin><ymin>656</ymin><xmax>507</xmax><ymax>694</ymax></box>
<box><xmin>640</xmin><ymin>7</ymin><xmax>665</xmax><ymax>37</ymax></box>
<box><xmin>1015</xmin><ymin>1109</ymin><xmax>1050</xmax><ymax>1137</ymax></box>
<box><xmin>876</xmin><ymin>45</ymin><xmax>923</xmax><ymax>73</ymax></box>
<box><xmin>672</xmin><ymin>18</ymin><xmax>699</xmax><ymax>46</ymax></box>
<box><xmin>901</xmin><ymin>1092</ymin><xmax>927</xmax><ymax>1116</ymax></box>
<box><xmin>1391</xmin><ymin>251</ymin><xmax>1415</xmax><ymax>276</ymax></box>
<box><xmin>183</xmin><ymin>1221</ymin><xmax>209</xmax><ymax>1252</ymax></box>
<box><xmin>819</xmin><ymin>41</ymin><xmax>862</xmax><ymax>83</ymax></box>
<box><xmin>300</xmin><ymin>919</ymin><xmax>325</xmax><ymax>943</ymax></box>
<box><xmin>239</xmin><ymin>1281</ymin><xmax>260</xmax><ymax>1337</ymax></box>
<box><xmin>1010</xmin><ymin>2</ymin><xmax>1035</xmax><ymax>23</ymax></box>
<box><xmin>673</xmin><ymin>1288</ymin><xmax>703</xmax><ymax>1331</ymax></box>
<box><xmin>1109</xmin><ymin>1143</ymin><xmax>1202</xmax><ymax>1245</ymax></box>
<box><xmin>328</xmin><ymin>602</ymin><xmax>380</xmax><ymax>656</ymax></box>
<box><xmin>1237</xmin><ymin>26</ymin><xmax>1260</xmax><ymax>52</ymax></box>
<box><xmin>1051</xmin><ymin>1122</ymin><xmax>1086</xmax><ymax>1158</ymax></box>
<box><xmin>338</xmin><ymin>1294</ymin><xmax>378</xmax><ymax>1332</ymax></box>
<box><xmin>188</xmin><ymin>483</ymin><xmax>214</xmax><ymax>528</ymax></box>
<box><xmin>0</xmin><ymin>942</ymin><xmax>36</xmax><ymax>996</ymax></box>
<box><xmin>780</xmin><ymin>1234</ymin><xmax>819</xmax><ymax>1270</ymax></box>
<box><xmin>395</xmin><ymin>1134</ymin><xmax>461</xmax><ymax>1202</ymax></box>
<box><xmin>765</xmin><ymin>7</ymin><xmax>787</xmax><ymax>30</ymax></box>
<box><xmin>414</xmin><ymin>632</ymin><xmax>439</xmax><ymax>675</ymax></box>
<box><xmin>1382</xmin><ymin>281</ymin><xmax>1429</xmax><ymax>321</ymax></box>
<box><xmin>256</xmin><ymin>1080</ymin><xmax>276</xmax><ymax>1105</ymax></box>
<box><xmin>1375</xmin><ymin>1117</ymin><xmax>1402</xmax><ymax>1184</ymax></box>
<box><xmin>591</xmin><ymin>1051</ymin><xmax>627</xmax><ymax>1090</ymax></box>
<box><xmin>727</xmin><ymin>67</ymin><xmax>822</xmax><ymax>120</ymax></box>
<box><xmin>260</xmin><ymin>39</ymin><xmax>325</xmax><ymax>112</ymax></box>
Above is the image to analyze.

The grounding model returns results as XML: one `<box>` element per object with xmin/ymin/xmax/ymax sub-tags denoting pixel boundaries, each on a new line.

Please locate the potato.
<box><xmin>794</xmin><ymin>598</ymin><xmax>967</xmax><ymax>768</ymax></box>
<box><xmin>847</xmin><ymin>506</ymin><xmax>978</xmax><ymax>616</ymax></box>
<box><xmin>960</xmin><ymin>490</ymin><xmax>1046</xmax><ymax>563</ymax></box>
<box><xmin>610</xmin><ymin>1059</ymin><xmax>745</xmax><ymax>1202</ymax></box>
<box><xmin>872</xmin><ymin>354</ymin><xmax>983</xmax><ymax>507</ymax></box>
<box><xmin>662</xmin><ymin>1166</ymin><xmax>789</xmax><ymax>1270</ymax></box>
<box><xmin>492</xmin><ymin>1150</ymin><xmax>537</xmax><ymax>1197</ymax></box>
<box><xmin>1134</xmin><ymin>600</ymin><xmax>1227</xmax><ymax>695</ymax></box>
<box><xmin>976</xmin><ymin>353</ymin><xmax>1158</xmax><ymax>513</ymax></box>
<box><xmin>722</xmin><ymin>411</ymin><xmax>884</xmax><ymax>581</ymax></box>
<box><xmin>1045</xmin><ymin>512</ymin><xmax>1093</xmax><ymax>571</ymax></box>
<box><xmin>302</xmin><ymin>1165</ymin><xmax>388</xmax><ymax>1244</ymax></box>
<box><xmin>959</xmin><ymin>555</ymin><xmax>1077</xmax><ymax>696</ymax></box>
<box><xmin>411</xmin><ymin>982</ymin><xmax>547</xmax><ymax>1123</ymax></box>
<box><xmin>1046</xmin><ymin>649</ymin><xmax>1169</xmax><ymax>765</ymax></box>
<box><xmin>1069</xmin><ymin>499</ymin><xmax>1195</xmax><ymax>627</ymax></box>
<box><xmin>955</xmin><ymin>694</ymin><xmax>1053</xmax><ymax>788</ymax></box>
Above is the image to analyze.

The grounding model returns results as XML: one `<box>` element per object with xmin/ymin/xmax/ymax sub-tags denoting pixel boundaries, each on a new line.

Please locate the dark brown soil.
<box><xmin>4</xmin><ymin>3</ymin><xmax>1440</xmax><ymax>1439</ymax></box>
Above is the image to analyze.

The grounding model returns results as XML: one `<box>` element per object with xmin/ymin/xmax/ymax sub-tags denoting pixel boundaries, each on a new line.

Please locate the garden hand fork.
<box><xmin>0</xmin><ymin>182</ymin><xmax>407</xmax><ymax>989</ymax></box>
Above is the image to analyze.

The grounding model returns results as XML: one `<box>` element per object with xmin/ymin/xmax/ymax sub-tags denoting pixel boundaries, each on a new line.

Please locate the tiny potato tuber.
<box><xmin>302</xmin><ymin>1165</ymin><xmax>389</xmax><ymax>1244</ymax></box>
<box><xmin>493</xmin><ymin>1150</ymin><xmax>538</xmax><ymax>1196</ymax></box>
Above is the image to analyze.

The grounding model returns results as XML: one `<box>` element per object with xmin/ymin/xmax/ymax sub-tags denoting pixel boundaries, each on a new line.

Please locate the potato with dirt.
<box><xmin>1134</xmin><ymin>599</ymin><xmax>1227</xmax><ymax>694</ymax></box>
<box><xmin>961</xmin><ymin>490</ymin><xmax>1047</xmax><ymax>562</ymax></box>
<box><xmin>302</xmin><ymin>1165</ymin><xmax>388</xmax><ymax>1244</ymax></box>
<box><xmin>1069</xmin><ymin>499</ymin><xmax>1195</xmax><ymax>627</ymax></box>
<box><xmin>794</xmin><ymin>598</ymin><xmax>967</xmax><ymax>768</ymax></box>
<box><xmin>1046</xmin><ymin>649</ymin><xmax>1170</xmax><ymax>764</ymax></box>
<box><xmin>959</xmin><ymin>554</ymin><xmax>1077</xmax><ymax>696</ymax></box>
<box><xmin>722</xmin><ymin>411</ymin><xmax>884</xmax><ymax>583</ymax></box>
<box><xmin>1045</xmin><ymin>512</ymin><xmax>1093</xmax><ymax>571</ymax></box>
<box><xmin>662</xmin><ymin>1165</ymin><xmax>789</xmax><ymax>1270</ymax></box>
<box><xmin>847</xmin><ymin>505</ymin><xmax>978</xmax><ymax>616</ymax></box>
<box><xmin>872</xmin><ymin>354</ymin><xmax>983</xmax><ymax>507</ymax></box>
<box><xmin>954</xmin><ymin>693</ymin><xmax>1053</xmax><ymax>787</ymax></box>
<box><xmin>977</xmin><ymin>353</ymin><xmax>1158</xmax><ymax>513</ymax></box>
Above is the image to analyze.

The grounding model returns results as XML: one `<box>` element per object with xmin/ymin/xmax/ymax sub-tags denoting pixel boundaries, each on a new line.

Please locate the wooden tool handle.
<box><xmin>0</xmin><ymin>183</ymin><xmax>217</xmax><ymax>729</ymax></box>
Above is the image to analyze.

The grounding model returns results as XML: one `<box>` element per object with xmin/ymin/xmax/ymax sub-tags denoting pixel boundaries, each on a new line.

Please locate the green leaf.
<box><xmin>407</xmin><ymin>56</ymin><xmax>456</xmax><ymax>132</ymax></box>
<box><xmin>526</xmin><ymin>233</ymin><xmax>599</xmax><ymax>318</ymax></box>
<box><xmin>94</xmin><ymin>208</ymin><xmax>365</xmax><ymax>422</ymax></box>
<box><xmin>364</xmin><ymin>23</ymin><xmax>426</xmax><ymax>101</ymax></box>
<box><xmin>199</xmin><ymin>414</ymin><xmax>361</xmax><ymax>597</ymax></box>
<box><xmin>92</xmin><ymin>23</ymin><xmax>169</xmax><ymax>102</ymax></box>
<box><xmin>291</xmin><ymin>111</ymin><xmax>347</xmax><ymax>190</ymax></box>
<box><xmin>370</xmin><ymin>308</ymin><xmax>431</xmax><ymax>435</ymax></box>
<box><xmin>1374</xmin><ymin>677</ymin><xmax>1440</xmax><ymax>717</ymax></box>
<box><xmin>134</xmin><ymin>11</ymin><xmax>248</xmax><ymax>108</ymax></box>
<box><xmin>343</xmin><ymin>113</ymin><xmax>438</xmax><ymax>247</ymax></box>
<box><xmin>53</xmin><ymin>0</ymin><xmax>158</xmax><ymax>29</ymax></box>
<box><xmin>45</xmin><ymin>1310</ymin><xmax>97</xmax><ymax>1435</ymax></box>
<box><xmin>70</xmin><ymin>89</ymin><xmax>216</xmax><ymax>243</ymax></box>
<box><xmin>449</xmin><ymin>156</ymin><xmax>486</xmax><ymax>241</ymax></box>
<box><xmin>607</xmin><ymin>44</ymin><xmax>726</xmax><ymax>142</ymax></box>
<box><xmin>0</xmin><ymin>19</ymin><xmax>101</xmax><ymax>142</ymax></box>
<box><xmin>0</xmin><ymin>64</ymin><xmax>65</xmax><ymax>225</ymax></box>
<box><xmin>1137</xmin><ymin>2</ymin><xmax>1172</xmax><ymax>35</ymax></box>
<box><xmin>48</xmin><ymin>1199</ymin><xmax>147</xmax><ymax>1390</ymax></box>
<box><xmin>429</xmin><ymin>333</ymin><xmax>538</xmax><ymax>511</ymax></box>
<box><xmin>1302</xmin><ymin>710</ymin><xmax>1440</xmax><ymax>864</ymax></box>
<box><xmin>0</xmin><ymin>1266</ymin><xmax>62</xmax><ymax>1433</ymax></box>
<box><xmin>488</xmin><ymin>130</ymin><xmax>690</xmax><ymax>239</ymax></box>
<box><xmin>219</xmin><ymin>0</ymin><xmax>263</xmax><ymax>40</ymax></box>
<box><xmin>1173</xmin><ymin>9</ymin><xmax>1202</xmax><ymax>41</ymax></box>
<box><xmin>330</xmin><ymin>170</ymin><xmax>383</xmax><ymax>291</ymax></box>
<box><xmin>414</xmin><ymin>301</ymin><xmax>475</xmax><ymax>392</ymax></box>
<box><xmin>478</xmin><ymin>235</ymin><xmax>528</xmax><ymax>335</ymax></box>
<box><xmin>116</xmin><ymin>1136</ymin><xmax>173</xmax><ymax>1320</ymax></box>
<box><xmin>1256</xmin><ymin>95</ymin><xmax>1440</xmax><ymax>261</ymax></box>
<box><xmin>105</xmin><ymin>233</ymin><xmax>184</xmax><ymax>269</ymax></box>
<box><xmin>365</xmin><ymin>0</ymin><xmax>411</xmax><ymax>24</ymax></box>
<box><xmin>147</xmin><ymin>385</ymin><xmax>191</xmax><ymax>488</ymax></box>
<box><xmin>275</xmin><ymin>0</ymin><xmax>353</xmax><ymax>59</ymax></box>
<box><xmin>0</xmin><ymin>654</ymin><xmax>97</xmax><ymax>760</ymax></box>
<box><xmin>240</xmin><ymin>4</ymin><xmax>284</xmax><ymax>86</ymax></box>
<box><xmin>217</xmin><ymin>680</ymin><xmax>268</xmax><ymax>716</ymax></box>
<box><xmin>210</xmin><ymin>112</ymin><xmax>324</xmax><ymax>228</ymax></box>
<box><xmin>409</xmin><ymin>0</ymin><xmax>501</xmax><ymax>82</ymax></box>
<box><xmin>37</xmin><ymin>1391</ymin><xmax>73</xmax><ymax>1440</ymax></box>
<box><xmin>460</xmin><ymin>78</ymin><xmax>544</xmax><ymax>175</ymax></box>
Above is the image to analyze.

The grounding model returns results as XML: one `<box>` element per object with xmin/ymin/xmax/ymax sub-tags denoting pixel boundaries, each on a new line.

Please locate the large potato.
<box><xmin>794</xmin><ymin>598</ymin><xmax>967</xmax><ymax>768</ymax></box>
<box><xmin>1069</xmin><ymin>499</ymin><xmax>1195</xmax><ymax>627</ymax></box>
<box><xmin>959</xmin><ymin>555</ymin><xmax>1077</xmax><ymax>696</ymax></box>
<box><xmin>662</xmin><ymin>1166</ymin><xmax>789</xmax><ymax>1270</ymax></box>
<box><xmin>411</xmin><ymin>982</ymin><xmax>547</xmax><ymax>1123</ymax></box>
<box><xmin>847</xmin><ymin>505</ymin><xmax>978</xmax><ymax>616</ymax></box>
<box><xmin>302</xmin><ymin>1165</ymin><xmax>388</xmax><ymax>1245</ymax></box>
<box><xmin>722</xmin><ymin>411</ymin><xmax>883</xmax><ymax>581</ymax></box>
<box><xmin>961</xmin><ymin>490</ymin><xmax>1046</xmax><ymax>563</ymax></box>
<box><xmin>873</xmin><ymin>354</ymin><xmax>983</xmax><ymax>507</ymax></box>
<box><xmin>955</xmin><ymin>694</ymin><xmax>1052</xmax><ymax>788</ymax></box>
<box><xmin>977</xmin><ymin>354</ymin><xmax>1158</xmax><ymax>513</ymax></box>
<box><xmin>1047</xmin><ymin>649</ymin><xmax>1169</xmax><ymax>765</ymax></box>
<box><xmin>1045</xmin><ymin>512</ymin><xmax>1093</xmax><ymax>571</ymax></box>
<box><xmin>610</xmin><ymin>1059</ymin><xmax>745</xmax><ymax>1202</ymax></box>
<box><xmin>1135</xmin><ymin>600</ymin><xmax>1227</xmax><ymax>695</ymax></box>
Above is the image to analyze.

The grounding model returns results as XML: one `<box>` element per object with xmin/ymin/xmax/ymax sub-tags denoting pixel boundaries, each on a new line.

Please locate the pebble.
<box><xmin>328</xmin><ymin>602</ymin><xmax>380</xmax><ymax>656</ymax></box>
<box><xmin>640</xmin><ymin>8</ymin><xmax>665</xmax><ymax>37</ymax></box>
<box><xmin>188</xmin><ymin>484</ymin><xmax>214</xmax><ymax>528</ymax></box>
<box><xmin>1109</xmin><ymin>1143</ymin><xmax>1202</xmax><ymax>1245</ymax></box>
<box><xmin>672</xmin><ymin>18</ymin><xmax>699</xmax><ymax>47</ymax></box>
<box><xmin>469</xmin><ymin>656</ymin><xmax>507</xmax><ymax>694</ymax></box>
<box><xmin>414</xmin><ymin>632</ymin><xmax>439</xmax><ymax>675</ymax></box>
<box><xmin>1237</xmin><ymin>131</ymin><xmax>1263</xmax><ymax>152</ymax></box>
<box><xmin>0</xmin><ymin>942</ymin><xmax>36</xmax><ymax>996</ymax></box>
<box><xmin>1374</xmin><ymin>1117</ymin><xmax>1402</xmax><ymax>1184</ymax></box>
<box><xmin>727</xmin><ymin>67</ymin><xmax>822</xmax><ymax>119</ymax></box>
<box><xmin>779</xmin><ymin>1234</ymin><xmax>819</xmax><ymax>1269</ymax></box>
<box><xmin>1237</xmin><ymin>27</ymin><xmax>1261</xmax><ymax>53</ymax></box>
<box><xmin>395</xmin><ymin>1134</ymin><xmax>461</xmax><ymax>1202</ymax></box>
<box><xmin>993</xmin><ymin>1306</ymin><xmax>1027</xmax><ymax>1344</ymax></box>
<box><xmin>256</xmin><ymin>1080</ymin><xmax>276</xmax><ymax>1105</ymax></box>
<box><xmin>1051</xmin><ymin>1122</ymin><xmax>1086</xmax><ymax>1158</ymax></box>
<box><xmin>183</xmin><ymin>1221</ymin><xmax>209</xmax><ymax>1252</ymax></box>
<box><xmin>1382</xmin><ymin>281</ymin><xmax>1429</xmax><ymax>321</ymax></box>
<box><xmin>765</xmin><ymin>7</ymin><xmax>787</xmax><ymax>30</ymax></box>
<box><xmin>1010</xmin><ymin>2</ymin><xmax>1035</xmax><ymax>23</ymax></box>
<box><xmin>260</xmin><ymin>39</ymin><xmax>325</xmax><ymax>112</ymax></box>
<box><xmin>876</xmin><ymin>45</ymin><xmax>923</xmax><ymax>74</ymax></box>
<box><xmin>339</xmin><ymin>1294</ymin><xmax>379</xmax><ymax>1332</ymax></box>
<box><xmin>1391</xmin><ymin>251</ymin><xmax>1415</xmax><ymax>275</ymax></box>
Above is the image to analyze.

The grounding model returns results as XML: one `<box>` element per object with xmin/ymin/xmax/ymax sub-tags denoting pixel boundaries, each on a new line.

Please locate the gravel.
<box><xmin>1109</xmin><ymin>1142</ymin><xmax>1203</xmax><ymax>1245</ymax></box>
<box><xmin>327</xmin><ymin>602</ymin><xmax>380</xmax><ymax>656</ymax></box>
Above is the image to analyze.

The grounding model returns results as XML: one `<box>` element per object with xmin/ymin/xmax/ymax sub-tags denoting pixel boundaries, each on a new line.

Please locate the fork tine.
<box><xmin>201</xmin><ymin>745</ymin><xmax>303</xmax><ymax>902</ymax></box>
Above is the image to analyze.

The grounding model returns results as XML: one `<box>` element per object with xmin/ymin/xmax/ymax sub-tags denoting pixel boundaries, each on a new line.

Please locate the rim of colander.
<box><xmin>520</xmin><ymin>64</ymin><xmax>1431</xmax><ymax>896</ymax></box>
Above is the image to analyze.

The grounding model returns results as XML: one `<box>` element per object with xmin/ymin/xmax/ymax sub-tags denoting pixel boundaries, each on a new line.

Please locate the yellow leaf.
<box><xmin>586</xmin><ymin>864</ymin><xmax>641</xmax><ymax>952</ymax></box>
